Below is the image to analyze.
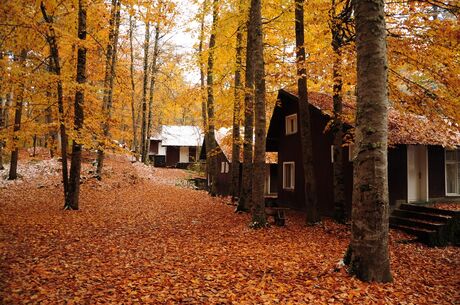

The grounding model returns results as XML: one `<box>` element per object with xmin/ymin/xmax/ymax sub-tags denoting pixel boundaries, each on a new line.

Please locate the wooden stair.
<box><xmin>390</xmin><ymin>203</ymin><xmax>460</xmax><ymax>247</ymax></box>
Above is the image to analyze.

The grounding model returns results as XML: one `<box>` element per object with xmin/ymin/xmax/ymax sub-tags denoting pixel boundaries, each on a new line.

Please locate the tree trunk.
<box><xmin>66</xmin><ymin>0</ymin><xmax>87</xmax><ymax>210</ymax></box>
<box><xmin>8</xmin><ymin>49</ymin><xmax>27</xmax><ymax>180</ymax></box>
<box><xmin>0</xmin><ymin>94</ymin><xmax>5</xmax><ymax>170</ymax></box>
<box><xmin>129</xmin><ymin>14</ymin><xmax>138</xmax><ymax>160</ymax></box>
<box><xmin>198</xmin><ymin>0</ymin><xmax>208</xmax><ymax>180</ymax></box>
<box><xmin>295</xmin><ymin>0</ymin><xmax>320</xmax><ymax>224</ymax></box>
<box><xmin>41</xmin><ymin>1</ymin><xmax>69</xmax><ymax>200</ymax></box>
<box><xmin>237</xmin><ymin>2</ymin><xmax>256</xmax><ymax>212</ymax></box>
<box><xmin>147</xmin><ymin>23</ymin><xmax>160</xmax><ymax>161</ymax></box>
<box><xmin>347</xmin><ymin>0</ymin><xmax>392</xmax><ymax>283</ymax></box>
<box><xmin>332</xmin><ymin>45</ymin><xmax>346</xmax><ymax>222</ymax></box>
<box><xmin>96</xmin><ymin>0</ymin><xmax>121</xmax><ymax>176</ymax></box>
<box><xmin>140</xmin><ymin>21</ymin><xmax>150</xmax><ymax>164</ymax></box>
<box><xmin>250</xmin><ymin>0</ymin><xmax>267</xmax><ymax>227</ymax></box>
<box><xmin>231</xmin><ymin>0</ymin><xmax>243</xmax><ymax>201</ymax></box>
<box><xmin>206</xmin><ymin>0</ymin><xmax>219</xmax><ymax>196</ymax></box>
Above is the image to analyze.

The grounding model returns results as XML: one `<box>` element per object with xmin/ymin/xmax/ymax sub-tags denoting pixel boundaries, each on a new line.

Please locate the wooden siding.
<box><xmin>149</xmin><ymin>140</ymin><xmax>160</xmax><ymax>154</ymax></box>
<box><xmin>428</xmin><ymin>145</ymin><xmax>446</xmax><ymax>198</ymax></box>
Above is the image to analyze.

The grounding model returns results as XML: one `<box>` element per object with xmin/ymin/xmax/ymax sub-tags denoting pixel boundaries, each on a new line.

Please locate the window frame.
<box><xmin>283</xmin><ymin>161</ymin><xmax>295</xmax><ymax>190</ymax></box>
<box><xmin>445</xmin><ymin>149</ymin><xmax>460</xmax><ymax>196</ymax></box>
<box><xmin>285</xmin><ymin>114</ymin><xmax>298</xmax><ymax>135</ymax></box>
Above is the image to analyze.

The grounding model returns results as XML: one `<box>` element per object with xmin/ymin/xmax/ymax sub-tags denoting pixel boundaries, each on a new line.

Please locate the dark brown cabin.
<box><xmin>266</xmin><ymin>89</ymin><xmax>460</xmax><ymax>217</ymax></box>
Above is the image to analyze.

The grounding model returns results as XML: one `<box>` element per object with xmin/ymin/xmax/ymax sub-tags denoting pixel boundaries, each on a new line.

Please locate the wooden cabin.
<box><xmin>148</xmin><ymin>125</ymin><xmax>203</xmax><ymax>168</ymax></box>
<box><xmin>200</xmin><ymin>127</ymin><xmax>278</xmax><ymax>197</ymax></box>
<box><xmin>266</xmin><ymin>89</ymin><xmax>460</xmax><ymax>217</ymax></box>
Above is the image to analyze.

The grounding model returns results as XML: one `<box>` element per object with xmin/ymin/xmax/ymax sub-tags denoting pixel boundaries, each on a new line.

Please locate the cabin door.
<box><xmin>407</xmin><ymin>145</ymin><xmax>428</xmax><ymax>203</ymax></box>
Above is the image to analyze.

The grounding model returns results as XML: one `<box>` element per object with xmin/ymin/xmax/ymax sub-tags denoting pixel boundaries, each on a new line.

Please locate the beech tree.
<box><xmin>230</xmin><ymin>0</ymin><xmax>244</xmax><ymax>201</ymax></box>
<box><xmin>250</xmin><ymin>0</ymin><xmax>266</xmax><ymax>226</ymax></box>
<box><xmin>65</xmin><ymin>0</ymin><xmax>87</xmax><ymax>210</ymax></box>
<box><xmin>295</xmin><ymin>0</ymin><xmax>319</xmax><ymax>224</ymax></box>
<box><xmin>206</xmin><ymin>0</ymin><xmax>219</xmax><ymax>196</ymax></box>
<box><xmin>96</xmin><ymin>0</ymin><xmax>121</xmax><ymax>177</ymax></box>
<box><xmin>140</xmin><ymin>20</ymin><xmax>150</xmax><ymax>163</ymax></box>
<box><xmin>237</xmin><ymin>1</ymin><xmax>255</xmax><ymax>212</ymax></box>
<box><xmin>346</xmin><ymin>0</ymin><xmax>393</xmax><ymax>282</ymax></box>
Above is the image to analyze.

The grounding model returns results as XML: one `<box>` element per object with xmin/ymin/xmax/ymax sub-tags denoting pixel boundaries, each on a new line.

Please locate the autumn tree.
<box><xmin>329</xmin><ymin>0</ymin><xmax>354</xmax><ymax>223</ymax></box>
<box><xmin>206</xmin><ymin>0</ymin><xmax>219</xmax><ymax>196</ymax></box>
<box><xmin>345</xmin><ymin>0</ymin><xmax>392</xmax><ymax>282</ymax></box>
<box><xmin>140</xmin><ymin>20</ymin><xmax>151</xmax><ymax>163</ymax></box>
<box><xmin>96</xmin><ymin>0</ymin><xmax>121</xmax><ymax>177</ymax></box>
<box><xmin>237</xmin><ymin>1</ymin><xmax>255</xmax><ymax>212</ymax></box>
<box><xmin>295</xmin><ymin>0</ymin><xmax>320</xmax><ymax>224</ymax></box>
<box><xmin>250</xmin><ymin>0</ymin><xmax>267</xmax><ymax>227</ymax></box>
<box><xmin>230</xmin><ymin>0</ymin><xmax>244</xmax><ymax>201</ymax></box>
<box><xmin>66</xmin><ymin>0</ymin><xmax>87</xmax><ymax>210</ymax></box>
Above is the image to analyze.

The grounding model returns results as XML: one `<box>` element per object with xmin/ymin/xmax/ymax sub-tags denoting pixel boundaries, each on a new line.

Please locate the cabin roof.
<box><xmin>267</xmin><ymin>89</ymin><xmax>460</xmax><ymax>149</ymax></box>
<box><xmin>150</xmin><ymin>125</ymin><xmax>203</xmax><ymax>147</ymax></box>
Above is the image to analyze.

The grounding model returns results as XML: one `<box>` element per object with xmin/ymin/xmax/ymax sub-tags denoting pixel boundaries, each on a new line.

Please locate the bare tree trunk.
<box><xmin>8</xmin><ymin>49</ymin><xmax>27</xmax><ymax>180</ymax></box>
<box><xmin>146</xmin><ymin>23</ymin><xmax>161</xmax><ymax>163</ymax></box>
<box><xmin>129</xmin><ymin>14</ymin><xmax>138</xmax><ymax>160</ymax></box>
<box><xmin>250</xmin><ymin>0</ymin><xmax>267</xmax><ymax>226</ymax></box>
<box><xmin>0</xmin><ymin>93</ymin><xmax>5</xmax><ymax>170</ymax></box>
<box><xmin>198</xmin><ymin>0</ymin><xmax>208</xmax><ymax>178</ymax></box>
<box><xmin>140</xmin><ymin>21</ymin><xmax>150</xmax><ymax>164</ymax></box>
<box><xmin>332</xmin><ymin>45</ymin><xmax>346</xmax><ymax>222</ymax></box>
<box><xmin>329</xmin><ymin>0</ymin><xmax>353</xmax><ymax>223</ymax></box>
<box><xmin>41</xmin><ymin>1</ymin><xmax>69</xmax><ymax>200</ymax></box>
<box><xmin>96</xmin><ymin>0</ymin><xmax>121</xmax><ymax>176</ymax></box>
<box><xmin>346</xmin><ymin>0</ymin><xmax>392</xmax><ymax>283</ymax></box>
<box><xmin>206</xmin><ymin>0</ymin><xmax>219</xmax><ymax>196</ymax></box>
<box><xmin>237</xmin><ymin>2</ymin><xmax>255</xmax><ymax>212</ymax></box>
<box><xmin>295</xmin><ymin>0</ymin><xmax>320</xmax><ymax>224</ymax></box>
<box><xmin>66</xmin><ymin>0</ymin><xmax>87</xmax><ymax>210</ymax></box>
<box><xmin>231</xmin><ymin>0</ymin><xmax>243</xmax><ymax>201</ymax></box>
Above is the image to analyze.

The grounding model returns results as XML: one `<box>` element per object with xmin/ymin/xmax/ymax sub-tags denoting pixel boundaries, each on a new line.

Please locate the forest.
<box><xmin>0</xmin><ymin>0</ymin><xmax>459</xmax><ymax>303</ymax></box>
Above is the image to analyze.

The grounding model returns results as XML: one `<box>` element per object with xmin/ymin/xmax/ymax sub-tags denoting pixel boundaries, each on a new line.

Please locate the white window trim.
<box><xmin>285</xmin><ymin>114</ymin><xmax>298</xmax><ymax>135</ymax></box>
<box><xmin>348</xmin><ymin>143</ymin><xmax>355</xmax><ymax>162</ymax></box>
<box><xmin>225</xmin><ymin>162</ymin><xmax>229</xmax><ymax>173</ymax></box>
<box><xmin>445</xmin><ymin>148</ymin><xmax>460</xmax><ymax>196</ymax></box>
<box><xmin>221</xmin><ymin>161</ymin><xmax>230</xmax><ymax>174</ymax></box>
<box><xmin>283</xmin><ymin>162</ymin><xmax>295</xmax><ymax>190</ymax></box>
<box><xmin>330</xmin><ymin>145</ymin><xmax>335</xmax><ymax>163</ymax></box>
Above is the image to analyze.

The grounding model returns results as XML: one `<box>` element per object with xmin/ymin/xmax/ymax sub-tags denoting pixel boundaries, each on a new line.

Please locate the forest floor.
<box><xmin>0</xmin><ymin>151</ymin><xmax>459</xmax><ymax>304</ymax></box>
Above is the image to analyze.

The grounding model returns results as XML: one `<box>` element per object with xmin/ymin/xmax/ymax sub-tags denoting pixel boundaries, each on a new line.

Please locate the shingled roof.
<box><xmin>272</xmin><ymin>89</ymin><xmax>460</xmax><ymax>147</ymax></box>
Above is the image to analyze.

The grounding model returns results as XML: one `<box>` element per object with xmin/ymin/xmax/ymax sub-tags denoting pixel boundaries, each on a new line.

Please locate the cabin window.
<box><xmin>348</xmin><ymin>143</ymin><xmax>354</xmax><ymax>162</ymax></box>
<box><xmin>285</xmin><ymin>114</ymin><xmax>298</xmax><ymax>135</ymax></box>
<box><xmin>445</xmin><ymin>149</ymin><xmax>460</xmax><ymax>195</ymax></box>
<box><xmin>331</xmin><ymin>145</ymin><xmax>335</xmax><ymax>163</ymax></box>
<box><xmin>283</xmin><ymin>162</ymin><xmax>295</xmax><ymax>190</ymax></box>
<box><xmin>221</xmin><ymin>161</ymin><xmax>229</xmax><ymax>174</ymax></box>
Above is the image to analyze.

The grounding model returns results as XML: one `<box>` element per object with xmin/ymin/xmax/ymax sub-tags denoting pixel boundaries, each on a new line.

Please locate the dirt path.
<box><xmin>0</xmin><ymin>155</ymin><xmax>459</xmax><ymax>304</ymax></box>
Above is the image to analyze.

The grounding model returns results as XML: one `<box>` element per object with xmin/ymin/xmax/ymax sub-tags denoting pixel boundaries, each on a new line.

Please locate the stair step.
<box><xmin>399</xmin><ymin>203</ymin><xmax>460</xmax><ymax>217</ymax></box>
<box><xmin>389</xmin><ymin>216</ymin><xmax>445</xmax><ymax>231</ymax></box>
<box><xmin>392</xmin><ymin>209</ymin><xmax>451</xmax><ymax>223</ymax></box>
<box><xmin>390</xmin><ymin>223</ymin><xmax>436</xmax><ymax>239</ymax></box>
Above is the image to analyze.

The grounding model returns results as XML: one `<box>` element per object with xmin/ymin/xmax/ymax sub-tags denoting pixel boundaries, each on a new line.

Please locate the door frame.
<box><xmin>407</xmin><ymin>145</ymin><xmax>429</xmax><ymax>203</ymax></box>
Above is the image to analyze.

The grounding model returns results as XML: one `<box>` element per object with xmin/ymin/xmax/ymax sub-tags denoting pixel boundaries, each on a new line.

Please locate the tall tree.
<box><xmin>8</xmin><ymin>49</ymin><xmax>27</xmax><ymax>180</ymax></box>
<box><xmin>250</xmin><ymin>0</ymin><xmax>267</xmax><ymax>226</ymax></box>
<box><xmin>237</xmin><ymin>1</ymin><xmax>255</xmax><ymax>212</ymax></box>
<box><xmin>346</xmin><ymin>0</ymin><xmax>392</xmax><ymax>282</ymax></box>
<box><xmin>295</xmin><ymin>0</ymin><xmax>319</xmax><ymax>224</ymax></box>
<box><xmin>140</xmin><ymin>20</ymin><xmax>151</xmax><ymax>163</ymax></box>
<box><xmin>0</xmin><ymin>95</ymin><xmax>4</xmax><ymax>170</ymax></box>
<box><xmin>231</xmin><ymin>0</ymin><xmax>244</xmax><ymax>201</ymax></box>
<box><xmin>329</xmin><ymin>0</ymin><xmax>354</xmax><ymax>223</ymax></box>
<box><xmin>129</xmin><ymin>13</ymin><xmax>139</xmax><ymax>160</ymax></box>
<box><xmin>147</xmin><ymin>22</ymin><xmax>160</xmax><ymax>151</ymax></box>
<box><xmin>96</xmin><ymin>0</ymin><xmax>121</xmax><ymax>176</ymax></box>
<box><xmin>206</xmin><ymin>0</ymin><xmax>219</xmax><ymax>196</ymax></box>
<box><xmin>41</xmin><ymin>1</ymin><xmax>70</xmax><ymax>199</ymax></box>
<box><xmin>66</xmin><ymin>0</ymin><xmax>87</xmax><ymax>210</ymax></box>
<box><xmin>198</xmin><ymin>0</ymin><xmax>208</xmax><ymax>182</ymax></box>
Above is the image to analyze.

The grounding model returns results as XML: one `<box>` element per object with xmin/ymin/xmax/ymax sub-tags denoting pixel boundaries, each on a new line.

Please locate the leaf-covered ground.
<box><xmin>0</xmin><ymin>153</ymin><xmax>459</xmax><ymax>304</ymax></box>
